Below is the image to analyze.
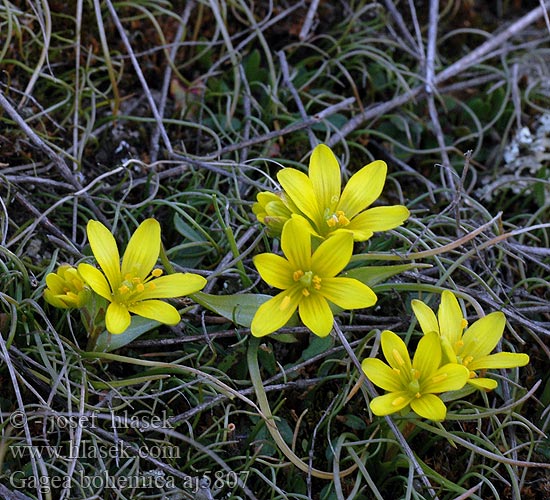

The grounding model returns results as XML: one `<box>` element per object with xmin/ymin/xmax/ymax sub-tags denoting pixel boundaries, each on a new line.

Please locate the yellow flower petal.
<box><xmin>106</xmin><ymin>301</ymin><xmax>131</xmax><ymax>334</ymax></box>
<box><xmin>362</xmin><ymin>358</ymin><xmax>403</xmax><ymax>392</ymax></box>
<box><xmin>467</xmin><ymin>377</ymin><xmax>498</xmax><ymax>390</ymax></box>
<box><xmin>44</xmin><ymin>289</ymin><xmax>70</xmax><ymax>308</ymax></box>
<box><xmin>380</xmin><ymin>330</ymin><xmax>412</xmax><ymax>373</ymax></box>
<box><xmin>78</xmin><ymin>263</ymin><xmax>112</xmax><ymax>301</ymax></box>
<box><xmin>250</xmin><ymin>287</ymin><xmax>302</xmax><ymax>337</ymax></box>
<box><xmin>278</xmin><ymin>168</ymin><xmax>321</xmax><ymax>225</ymax></box>
<box><xmin>337</xmin><ymin>160</ymin><xmax>387</xmax><ymax>219</ymax></box>
<box><xmin>467</xmin><ymin>352</ymin><xmax>529</xmax><ymax>371</ymax></box>
<box><xmin>422</xmin><ymin>363</ymin><xmax>469</xmax><ymax>393</ymax></box>
<box><xmin>45</xmin><ymin>273</ymin><xmax>66</xmax><ymax>295</ymax></box>
<box><xmin>87</xmin><ymin>220</ymin><xmax>121</xmax><ymax>291</ymax></box>
<box><xmin>369</xmin><ymin>391</ymin><xmax>412</xmax><ymax>416</ymax></box>
<box><xmin>129</xmin><ymin>300</ymin><xmax>181</xmax><ymax>325</ymax></box>
<box><xmin>413</xmin><ymin>331</ymin><xmax>442</xmax><ymax>378</ymax></box>
<box><xmin>345</xmin><ymin>205</ymin><xmax>409</xmax><ymax>240</ymax></box>
<box><xmin>461</xmin><ymin>312</ymin><xmax>505</xmax><ymax>359</ymax></box>
<box><xmin>410</xmin><ymin>393</ymin><xmax>447</xmax><ymax>421</ymax></box>
<box><xmin>298</xmin><ymin>293</ymin><xmax>333</xmax><ymax>337</ymax></box>
<box><xmin>309</xmin><ymin>144</ymin><xmax>341</xmax><ymax>214</ymax></box>
<box><xmin>280</xmin><ymin>216</ymin><xmax>312</xmax><ymax>271</ymax></box>
<box><xmin>320</xmin><ymin>277</ymin><xmax>377</xmax><ymax>309</ymax></box>
<box><xmin>411</xmin><ymin>299</ymin><xmax>439</xmax><ymax>335</ymax></box>
<box><xmin>138</xmin><ymin>273</ymin><xmax>206</xmax><ymax>300</ymax></box>
<box><xmin>253</xmin><ymin>254</ymin><xmax>294</xmax><ymax>289</ymax></box>
<box><xmin>310</xmin><ymin>230</ymin><xmax>353</xmax><ymax>277</ymax></box>
<box><xmin>438</xmin><ymin>290</ymin><xmax>465</xmax><ymax>347</ymax></box>
<box><xmin>121</xmin><ymin>218</ymin><xmax>161</xmax><ymax>280</ymax></box>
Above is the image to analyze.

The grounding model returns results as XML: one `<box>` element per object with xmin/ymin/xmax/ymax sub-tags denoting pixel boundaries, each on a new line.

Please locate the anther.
<box><xmin>293</xmin><ymin>270</ymin><xmax>304</xmax><ymax>281</ymax></box>
<box><xmin>392</xmin><ymin>349</ymin><xmax>405</xmax><ymax>367</ymax></box>
<box><xmin>280</xmin><ymin>296</ymin><xmax>291</xmax><ymax>310</ymax></box>
<box><xmin>312</xmin><ymin>276</ymin><xmax>322</xmax><ymax>290</ymax></box>
<box><xmin>431</xmin><ymin>373</ymin><xmax>448</xmax><ymax>384</ymax></box>
<box><xmin>392</xmin><ymin>396</ymin><xmax>406</xmax><ymax>407</ymax></box>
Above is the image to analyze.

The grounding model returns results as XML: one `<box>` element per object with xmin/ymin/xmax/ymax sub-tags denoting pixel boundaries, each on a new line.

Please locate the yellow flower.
<box><xmin>44</xmin><ymin>264</ymin><xmax>91</xmax><ymax>308</ymax></box>
<box><xmin>250</xmin><ymin>216</ymin><xmax>377</xmax><ymax>337</ymax></box>
<box><xmin>362</xmin><ymin>330</ymin><xmax>470</xmax><ymax>421</ymax></box>
<box><xmin>275</xmin><ymin>144</ymin><xmax>409</xmax><ymax>241</ymax></box>
<box><xmin>411</xmin><ymin>291</ymin><xmax>530</xmax><ymax>390</ymax></box>
<box><xmin>252</xmin><ymin>191</ymin><xmax>293</xmax><ymax>236</ymax></box>
<box><xmin>78</xmin><ymin>219</ymin><xmax>207</xmax><ymax>334</ymax></box>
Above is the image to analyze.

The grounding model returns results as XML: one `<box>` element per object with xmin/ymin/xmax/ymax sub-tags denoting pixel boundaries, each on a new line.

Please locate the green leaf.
<box><xmin>341</xmin><ymin>414</ymin><xmax>366</xmax><ymax>431</ymax></box>
<box><xmin>271</xmin><ymin>333</ymin><xmax>299</xmax><ymax>343</ymax></box>
<box><xmin>302</xmin><ymin>335</ymin><xmax>333</xmax><ymax>360</ymax></box>
<box><xmin>94</xmin><ymin>316</ymin><xmax>161</xmax><ymax>352</ymax></box>
<box><xmin>191</xmin><ymin>291</ymin><xmax>271</xmax><ymax>327</ymax></box>
<box><xmin>343</xmin><ymin>263</ymin><xmax>430</xmax><ymax>286</ymax></box>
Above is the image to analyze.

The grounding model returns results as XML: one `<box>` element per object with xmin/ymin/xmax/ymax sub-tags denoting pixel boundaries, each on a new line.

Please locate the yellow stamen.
<box><xmin>337</xmin><ymin>211</ymin><xmax>350</xmax><ymax>226</ymax></box>
<box><xmin>392</xmin><ymin>349</ymin><xmax>405</xmax><ymax>367</ymax></box>
<box><xmin>312</xmin><ymin>276</ymin><xmax>322</xmax><ymax>290</ymax></box>
<box><xmin>293</xmin><ymin>270</ymin><xmax>304</xmax><ymax>281</ymax></box>
<box><xmin>148</xmin><ymin>282</ymin><xmax>156</xmax><ymax>291</ymax></box>
<box><xmin>461</xmin><ymin>319</ymin><xmax>468</xmax><ymax>330</ymax></box>
<box><xmin>326</xmin><ymin>216</ymin><xmax>338</xmax><ymax>228</ymax></box>
<box><xmin>152</xmin><ymin>268</ymin><xmax>163</xmax><ymax>277</ymax></box>
<box><xmin>280</xmin><ymin>296</ymin><xmax>291</xmax><ymax>310</ymax></box>
<box><xmin>463</xmin><ymin>355</ymin><xmax>474</xmax><ymax>366</ymax></box>
<box><xmin>469</xmin><ymin>371</ymin><xmax>476</xmax><ymax>379</ymax></box>
<box><xmin>431</xmin><ymin>373</ymin><xmax>448</xmax><ymax>384</ymax></box>
<box><xmin>326</xmin><ymin>210</ymin><xmax>350</xmax><ymax>228</ymax></box>
<box><xmin>415</xmin><ymin>392</ymin><xmax>421</xmax><ymax>399</ymax></box>
<box><xmin>136</xmin><ymin>283</ymin><xmax>145</xmax><ymax>292</ymax></box>
<box><xmin>302</xmin><ymin>289</ymin><xmax>310</xmax><ymax>297</ymax></box>
<box><xmin>118</xmin><ymin>285</ymin><xmax>130</xmax><ymax>294</ymax></box>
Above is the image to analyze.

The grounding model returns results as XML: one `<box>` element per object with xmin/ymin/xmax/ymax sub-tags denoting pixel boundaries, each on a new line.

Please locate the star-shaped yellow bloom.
<box><xmin>273</xmin><ymin>144</ymin><xmax>409</xmax><ymax>241</ymax></box>
<box><xmin>78</xmin><ymin>219</ymin><xmax>206</xmax><ymax>334</ymax></box>
<box><xmin>44</xmin><ymin>265</ymin><xmax>91</xmax><ymax>309</ymax></box>
<box><xmin>362</xmin><ymin>330</ymin><xmax>470</xmax><ymax>421</ymax></box>
<box><xmin>411</xmin><ymin>290</ymin><xmax>529</xmax><ymax>390</ymax></box>
<box><xmin>251</xmin><ymin>216</ymin><xmax>377</xmax><ymax>337</ymax></box>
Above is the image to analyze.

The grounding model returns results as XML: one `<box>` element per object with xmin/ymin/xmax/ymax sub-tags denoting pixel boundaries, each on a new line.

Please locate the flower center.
<box><xmin>115</xmin><ymin>268</ymin><xmax>163</xmax><ymax>303</ymax></box>
<box><xmin>326</xmin><ymin>210</ymin><xmax>350</xmax><ymax>228</ymax></box>
<box><xmin>293</xmin><ymin>269</ymin><xmax>322</xmax><ymax>297</ymax></box>
<box><xmin>407</xmin><ymin>368</ymin><xmax>421</xmax><ymax>397</ymax></box>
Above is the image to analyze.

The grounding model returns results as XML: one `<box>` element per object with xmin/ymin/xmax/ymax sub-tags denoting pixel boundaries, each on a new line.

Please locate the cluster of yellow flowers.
<box><xmin>251</xmin><ymin>144</ymin><xmax>409</xmax><ymax>336</ymax></box>
<box><xmin>363</xmin><ymin>291</ymin><xmax>529</xmax><ymax>420</ymax></box>
<box><xmin>44</xmin><ymin>219</ymin><xmax>206</xmax><ymax>334</ymax></box>
<box><xmin>43</xmin><ymin>144</ymin><xmax>529</xmax><ymax>421</ymax></box>
<box><xmin>250</xmin><ymin>144</ymin><xmax>529</xmax><ymax>421</ymax></box>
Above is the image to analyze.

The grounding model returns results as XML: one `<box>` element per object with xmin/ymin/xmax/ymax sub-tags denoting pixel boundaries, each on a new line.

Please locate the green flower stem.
<box><xmin>247</xmin><ymin>336</ymin><xmax>357</xmax><ymax>479</ymax></box>
<box><xmin>159</xmin><ymin>242</ymin><xmax>176</xmax><ymax>275</ymax></box>
<box><xmin>212</xmin><ymin>195</ymin><xmax>252</xmax><ymax>288</ymax></box>
<box><xmin>332</xmin><ymin>322</ymin><xmax>440</xmax><ymax>499</ymax></box>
